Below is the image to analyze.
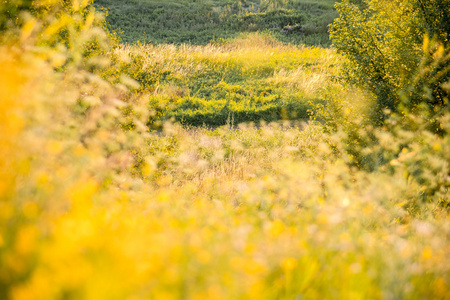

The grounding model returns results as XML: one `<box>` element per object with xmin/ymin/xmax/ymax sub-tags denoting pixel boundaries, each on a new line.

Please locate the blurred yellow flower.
<box><xmin>20</xmin><ymin>18</ymin><xmax>37</xmax><ymax>42</ymax></box>
<box><xmin>45</xmin><ymin>140</ymin><xmax>63</xmax><ymax>155</ymax></box>
<box><xmin>15</xmin><ymin>226</ymin><xmax>39</xmax><ymax>256</ymax></box>
<box><xmin>22</xmin><ymin>202</ymin><xmax>39</xmax><ymax>219</ymax></box>
<box><xmin>282</xmin><ymin>257</ymin><xmax>298</xmax><ymax>271</ymax></box>
<box><xmin>157</xmin><ymin>191</ymin><xmax>170</xmax><ymax>203</ymax></box>
<box><xmin>269</xmin><ymin>219</ymin><xmax>285</xmax><ymax>237</ymax></box>
<box><xmin>421</xmin><ymin>246</ymin><xmax>433</xmax><ymax>260</ymax></box>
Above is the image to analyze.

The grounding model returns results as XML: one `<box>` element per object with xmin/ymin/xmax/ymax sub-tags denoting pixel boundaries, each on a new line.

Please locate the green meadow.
<box><xmin>97</xmin><ymin>0</ymin><xmax>345</xmax><ymax>127</ymax></box>
<box><xmin>110</xmin><ymin>35</ymin><xmax>343</xmax><ymax>127</ymax></box>
<box><xmin>0</xmin><ymin>0</ymin><xmax>449</xmax><ymax>299</ymax></box>
<box><xmin>94</xmin><ymin>0</ymin><xmax>337</xmax><ymax>46</ymax></box>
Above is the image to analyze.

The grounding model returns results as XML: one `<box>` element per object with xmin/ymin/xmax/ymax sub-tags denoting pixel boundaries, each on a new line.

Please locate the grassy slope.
<box><xmin>95</xmin><ymin>0</ymin><xmax>338</xmax><ymax>46</ymax></box>
<box><xmin>94</xmin><ymin>0</ymin><xmax>341</xmax><ymax>127</ymax></box>
<box><xmin>109</xmin><ymin>34</ymin><xmax>347</xmax><ymax>127</ymax></box>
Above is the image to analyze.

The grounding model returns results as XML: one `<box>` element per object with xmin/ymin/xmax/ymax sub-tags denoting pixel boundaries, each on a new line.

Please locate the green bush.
<box><xmin>327</xmin><ymin>0</ymin><xmax>450</xmax><ymax>208</ymax></box>
<box><xmin>330</xmin><ymin>0</ymin><xmax>449</xmax><ymax>122</ymax></box>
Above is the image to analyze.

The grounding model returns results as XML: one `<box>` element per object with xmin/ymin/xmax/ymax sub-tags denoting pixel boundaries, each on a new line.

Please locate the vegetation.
<box><xmin>0</xmin><ymin>0</ymin><xmax>449</xmax><ymax>300</ymax></box>
<box><xmin>329</xmin><ymin>0</ymin><xmax>450</xmax><ymax>197</ymax></box>
<box><xmin>108</xmin><ymin>34</ymin><xmax>342</xmax><ymax>127</ymax></box>
<box><xmin>330</xmin><ymin>0</ymin><xmax>450</xmax><ymax>120</ymax></box>
<box><xmin>94</xmin><ymin>0</ymin><xmax>338</xmax><ymax>46</ymax></box>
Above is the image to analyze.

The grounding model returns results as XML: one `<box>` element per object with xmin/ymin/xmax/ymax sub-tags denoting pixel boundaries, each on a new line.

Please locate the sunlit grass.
<box><xmin>1</xmin><ymin>1</ymin><xmax>449</xmax><ymax>299</ymax></box>
<box><xmin>111</xmin><ymin>33</ymin><xmax>344</xmax><ymax>127</ymax></box>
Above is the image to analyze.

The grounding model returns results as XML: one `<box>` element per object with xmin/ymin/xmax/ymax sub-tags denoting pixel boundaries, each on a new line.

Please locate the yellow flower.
<box><xmin>421</xmin><ymin>246</ymin><xmax>433</xmax><ymax>260</ymax></box>
<box><xmin>20</xmin><ymin>18</ymin><xmax>37</xmax><ymax>42</ymax></box>
<box><xmin>269</xmin><ymin>219</ymin><xmax>284</xmax><ymax>237</ymax></box>
<box><xmin>45</xmin><ymin>140</ymin><xmax>63</xmax><ymax>155</ymax></box>
<box><xmin>15</xmin><ymin>226</ymin><xmax>39</xmax><ymax>256</ymax></box>
<box><xmin>282</xmin><ymin>257</ymin><xmax>298</xmax><ymax>271</ymax></box>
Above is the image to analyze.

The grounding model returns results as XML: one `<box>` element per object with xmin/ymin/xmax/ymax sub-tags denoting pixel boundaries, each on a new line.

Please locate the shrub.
<box><xmin>330</xmin><ymin>0</ymin><xmax>449</xmax><ymax>122</ymax></box>
<box><xmin>327</xmin><ymin>0</ymin><xmax>449</xmax><ymax>208</ymax></box>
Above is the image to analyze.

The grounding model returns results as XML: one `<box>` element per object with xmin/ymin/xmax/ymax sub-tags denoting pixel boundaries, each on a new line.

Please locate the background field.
<box><xmin>109</xmin><ymin>34</ymin><xmax>343</xmax><ymax>127</ymax></box>
<box><xmin>95</xmin><ymin>0</ymin><xmax>337</xmax><ymax>46</ymax></box>
<box><xmin>95</xmin><ymin>0</ymin><xmax>343</xmax><ymax>127</ymax></box>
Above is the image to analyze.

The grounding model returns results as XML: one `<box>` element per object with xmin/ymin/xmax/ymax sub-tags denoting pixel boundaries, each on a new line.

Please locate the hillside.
<box><xmin>94</xmin><ymin>0</ymin><xmax>337</xmax><ymax>46</ymax></box>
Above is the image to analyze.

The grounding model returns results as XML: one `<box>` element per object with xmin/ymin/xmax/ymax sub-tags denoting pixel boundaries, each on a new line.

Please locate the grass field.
<box><xmin>1</xmin><ymin>0</ymin><xmax>449</xmax><ymax>299</ymax></box>
<box><xmin>108</xmin><ymin>33</ymin><xmax>344</xmax><ymax>127</ymax></box>
<box><xmin>94</xmin><ymin>0</ymin><xmax>338</xmax><ymax>46</ymax></box>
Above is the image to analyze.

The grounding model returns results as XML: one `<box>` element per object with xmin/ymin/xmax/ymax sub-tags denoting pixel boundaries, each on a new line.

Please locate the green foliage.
<box><xmin>318</xmin><ymin>0</ymin><xmax>450</xmax><ymax>209</ymax></box>
<box><xmin>94</xmin><ymin>0</ymin><xmax>337</xmax><ymax>46</ymax></box>
<box><xmin>416</xmin><ymin>0</ymin><xmax>450</xmax><ymax>43</ymax></box>
<box><xmin>330</xmin><ymin>0</ymin><xmax>450</xmax><ymax>122</ymax></box>
<box><xmin>0</xmin><ymin>0</ymin><xmax>119</xmax><ymax>77</ymax></box>
<box><xmin>0</xmin><ymin>0</ymin><xmax>32</xmax><ymax>31</ymax></box>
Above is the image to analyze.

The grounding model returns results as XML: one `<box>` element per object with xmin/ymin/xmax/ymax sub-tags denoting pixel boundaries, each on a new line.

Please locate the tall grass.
<box><xmin>0</xmin><ymin>1</ymin><xmax>449</xmax><ymax>299</ymax></box>
<box><xmin>109</xmin><ymin>33</ymin><xmax>344</xmax><ymax>127</ymax></box>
